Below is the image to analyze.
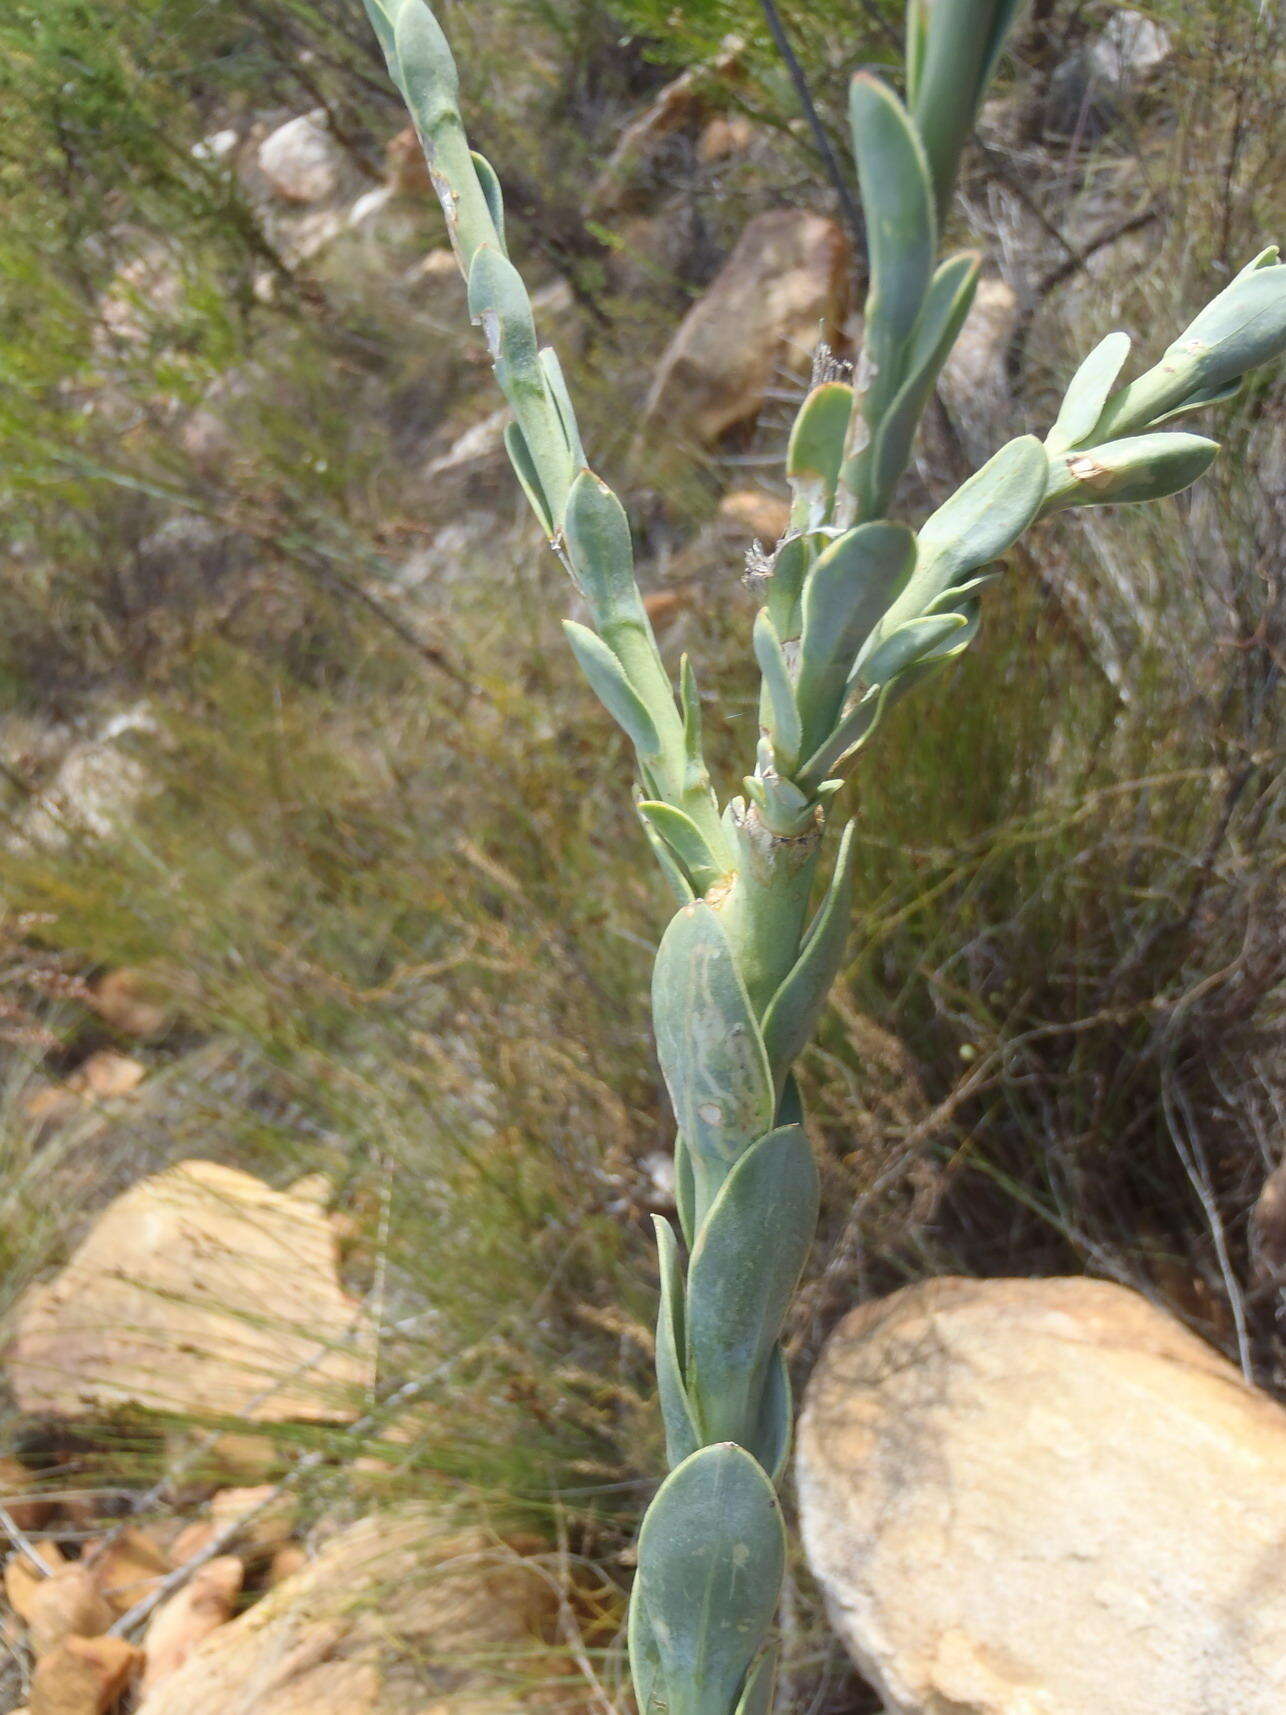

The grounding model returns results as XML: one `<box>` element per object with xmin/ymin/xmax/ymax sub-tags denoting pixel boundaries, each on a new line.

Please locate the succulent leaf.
<box><xmin>796</xmin><ymin>522</ymin><xmax>916</xmax><ymax>756</ymax></box>
<box><xmin>1042</xmin><ymin>432</ymin><xmax>1219</xmax><ymax>514</ymax></box>
<box><xmin>760</xmin><ymin>822</ymin><xmax>858</xmax><ymax>1079</ymax></box>
<box><xmin>393</xmin><ymin>0</ymin><xmax>500</xmax><ymax>270</ymax></box>
<box><xmin>639</xmin><ymin>802</ymin><xmax>728</xmax><ymax>896</ymax></box>
<box><xmin>630</xmin><ymin>1444</ymin><xmax>786</xmax><ymax>1715</ymax></box>
<box><xmin>654</xmin><ymin>1215</ymin><xmax>700</xmax><ymax>1469</ymax></box>
<box><xmin>1046</xmin><ymin>330</ymin><xmax>1132</xmax><ymax>453</ymax></box>
<box><xmin>685</xmin><ymin>1124</ymin><xmax>818</xmax><ymax>1454</ymax></box>
<box><xmin>652</xmin><ymin>903</ymin><xmax>776</xmax><ymax>1227</ymax></box>
<box><xmin>787</xmin><ymin>381</ymin><xmax>854</xmax><ymax>525</ymax></box>
<box><xmin>877</xmin><ymin>435</ymin><xmax>1046</xmax><ymax>638</ymax></box>
<box><xmin>563</xmin><ymin>621</ymin><xmax>662</xmax><ymax>757</ymax></box>
<box><xmin>859</xmin><ymin>251</ymin><xmax>981</xmax><ymax>515</ymax></box>
<box><xmin>752</xmin><ymin>609</ymin><xmax>803</xmax><ymax>772</ymax></box>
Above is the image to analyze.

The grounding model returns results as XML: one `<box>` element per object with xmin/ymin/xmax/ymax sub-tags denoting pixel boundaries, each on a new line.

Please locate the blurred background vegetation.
<box><xmin>0</xmin><ymin>1</ymin><xmax>1282</xmax><ymax>1710</ymax></box>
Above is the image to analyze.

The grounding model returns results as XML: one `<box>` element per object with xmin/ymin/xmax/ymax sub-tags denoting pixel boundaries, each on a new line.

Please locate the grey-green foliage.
<box><xmin>357</xmin><ymin>0</ymin><xmax>1286</xmax><ymax>1709</ymax></box>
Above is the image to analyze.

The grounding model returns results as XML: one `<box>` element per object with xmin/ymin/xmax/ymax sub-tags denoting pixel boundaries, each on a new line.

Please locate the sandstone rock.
<box><xmin>5</xmin><ymin>1544</ymin><xmax>65</xmax><ymax>1623</ymax></box>
<box><xmin>4</xmin><ymin>1159</ymin><xmax>376</xmax><ymax>1422</ymax></box>
<box><xmin>66</xmin><ymin>1051</ymin><xmax>145</xmax><ymax>1103</ymax></box>
<box><xmin>716</xmin><ymin>490</ymin><xmax>791</xmax><ymax>543</ymax></box>
<box><xmin>14</xmin><ymin>704</ymin><xmax>157</xmax><ymax>851</ymax></box>
<box><xmin>797</xmin><ymin>1276</ymin><xmax>1286</xmax><ymax>1715</ymax></box>
<box><xmin>87</xmin><ymin>970</ymin><xmax>169</xmax><ymax>1040</ymax></box>
<box><xmin>258</xmin><ymin>111</ymin><xmax>343</xmax><ymax>204</ymax></box>
<box><xmin>267</xmin><ymin>1544</ymin><xmax>308</xmax><ymax>1586</ymax></box>
<box><xmin>23</xmin><ymin>1564</ymin><xmax>114</xmax><ymax>1659</ymax></box>
<box><xmin>696</xmin><ymin>113</ymin><xmax>755</xmax><ymax>165</ymax></box>
<box><xmin>132</xmin><ymin>1509</ymin><xmax>559</xmax><ymax>1715</ymax></box>
<box><xmin>586</xmin><ymin>40</ymin><xmax>744</xmax><ymax>216</ymax></box>
<box><xmin>0</xmin><ymin>1456</ymin><xmax>53</xmax><ymax>1533</ymax></box>
<box><xmin>1249</xmin><ymin>1158</ymin><xmax>1286</xmax><ymax>1285</ymax></box>
<box><xmin>641</xmin><ymin>210</ymin><xmax>849</xmax><ymax>447</ymax></box>
<box><xmin>386</xmin><ymin>125</ymin><xmax>430</xmax><ymax>197</ymax></box>
<box><xmin>28</xmin><ymin>1634</ymin><xmax>140</xmax><ymax>1715</ymax></box>
<box><xmin>1087</xmin><ymin>10</ymin><xmax>1172</xmax><ymax>94</ymax></box>
<box><xmin>139</xmin><ymin>1555</ymin><xmax>243</xmax><ymax>1696</ymax></box>
<box><xmin>170</xmin><ymin>1486</ymin><xmax>298</xmax><ymax>1567</ymax></box>
<box><xmin>86</xmin><ymin>1528</ymin><xmax>169</xmax><ymax>1619</ymax></box>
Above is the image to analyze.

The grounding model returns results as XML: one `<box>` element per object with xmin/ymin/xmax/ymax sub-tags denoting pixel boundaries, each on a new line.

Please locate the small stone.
<box><xmin>139</xmin><ymin>1556</ymin><xmax>242</xmax><ymax>1697</ymax></box>
<box><xmin>5</xmin><ymin>1543</ymin><xmax>66</xmax><ymax>1623</ymax></box>
<box><xmin>641</xmin><ymin>209</ymin><xmax>850</xmax><ymax>449</ymax></box>
<box><xmin>257</xmin><ymin>110</ymin><xmax>342</xmax><ymax>204</ymax></box>
<box><xmin>266</xmin><ymin>1544</ymin><xmax>307</xmax><ymax>1586</ymax></box>
<box><xmin>0</xmin><ymin>1456</ymin><xmax>54</xmax><ymax>1533</ymax></box>
<box><xmin>716</xmin><ymin>490</ymin><xmax>792</xmax><ymax>542</ymax></box>
<box><xmin>170</xmin><ymin>1486</ymin><xmax>297</xmax><ymax>1568</ymax></box>
<box><xmin>28</xmin><ymin>1633</ymin><xmax>141</xmax><ymax>1715</ymax></box>
<box><xmin>86</xmin><ymin>1528</ymin><xmax>169</xmax><ymax>1619</ymax></box>
<box><xmin>1087</xmin><ymin>9</ymin><xmax>1172</xmax><ymax>91</ymax></box>
<box><xmin>386</xmin><ymin>125</ymin><xmax>430</xmax><ymax>197</ymax></box>
<box><xmin>23</xmin><ymin>1564</ymin><xmax>114</xmax><ymax>1659</ymax></box>
<box><xmin>696</xmin><ymin>113</ymin><xmax>755</xmax><ymax>164</ymax></box>
<box><xmin>66</xmin><ymin>1051</ymin><xmax>145</xmax><ymax>1102</ymax></box>
<box><xmin>87</xmin><ymin>970</ymin><xmax>169</xmax><ymax>1039</ymax></box>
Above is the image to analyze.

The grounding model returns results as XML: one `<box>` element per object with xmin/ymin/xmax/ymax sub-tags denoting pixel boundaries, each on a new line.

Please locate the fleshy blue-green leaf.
<box><xmin>393</xmin><ymin>0</ymin><xmax>499</xmax><ymax>269</ymax></box>
<box><xmin>786</xmin><ymin>381</ymin><xmax>854</xmax><ymax>524</ymax></box>
<box><xmin>652</xmin><ymin>902</ymin><xmax>775</xmax><ymax>1225</ymax></box>
<box><xmin>878</xmin><ymin>435</ymin><xmax>1047</xmax><ymax>637</ymax></box>
<box><xmin>563</xmin><ymin>470</ymin><xmax>644</xmax><ymax>627</ymax></box>
<box><xmin>1042</xmin><ymin>432</ymin><xmax>1218</xmax><ymax>514</ymax></box>
<box><xmin>1046</xmin><ymin>330</ymin><xmax>1131</xmax><ymax>453</ymax></box>
<box><xmin>638</xmin><ymin>802</ymin><xmax>727</xmax><ymax>896</ymax></box>
<box><xmin>653</xmin><ymin>1215</ymin><xmax>699</xmax><ymax>1470</ymax></box>
<box><xmin>563</xmin><ymin>620</ymin><xmax>661</xmax><ymax>757</ymax></box>
<box><xmin>857</xmin><ymin>612</ymin><xmax>969</xmax><ymax>689</ymax></box>
<box><xmin>735</xmin><ymin>1647</ymin><xmax>779</xmax><ymax>1715</ymax></box>
<box><xmin>796</xmin><ymin>522</ymin><xmax>916</xmax><ymax>755</ymax></box>
<box><xmin>468</xmin><ymin>246</ymin><xmax>571</xmax><ymax>522</ymax></box>
<box><xmin>685</xmin><ymin>1124</ymin><xmax>818</xmax><ymax>1455</ymax></box>
<box><xmin>630</xmin><ymin>1444</ymin><xmax>786</xmax><ymax>1715</ymax></box>
<box><xmin>468</xmin><ymin>149</ymin><xmax>507</xmax><ymax>254</ymax></box>
<box><xmin>858</xmin><ymin>251</ymin><xmax>981</xmax><ymax>515</ymax></box>
<box><xmin>760</xmin><ymin>822</ymin><xmax>858</xmax><ymax>1079</ymax></box>
<box><xmin>752</xmin><ymin>609</ymin><xmax>802</xmax><ymax>771</ymax></box>
<box><xmin>502</xmin><ymin>421</ymin><xmax>554</xmax><ymax>537</ymax></box>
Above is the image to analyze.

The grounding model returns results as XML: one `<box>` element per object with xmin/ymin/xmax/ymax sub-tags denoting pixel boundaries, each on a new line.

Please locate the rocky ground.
<box><xmin>2</xmin><ymin>5</ymin><xmax>1284</xmax><ymax>1713</ymax></box>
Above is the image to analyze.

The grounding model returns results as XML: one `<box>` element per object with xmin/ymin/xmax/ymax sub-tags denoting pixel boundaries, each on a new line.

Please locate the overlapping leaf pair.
<box><xmin>357</xmin><ymin>1</ymin><xmax>1286</xmax><ymax>1711</ymax></box>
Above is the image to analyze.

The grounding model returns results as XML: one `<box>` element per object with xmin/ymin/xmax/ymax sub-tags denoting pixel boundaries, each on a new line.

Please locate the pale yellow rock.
<box><xmin>87</xmin><ymin>969</ymin><xmax>169</xmax><ymax>1039</ymax></box>
<box><xmin>716</xmin><ymin>490</ymin><xmax>791</xmax><ymax>543</ymax></box>
<box><xmin>85</xmin><ymin>1527</ymin><xmax>169</xmax><ymax>1618</ymax></box>
<box><xmin>266</xmin><ymin>1544</ymin><xmax>308</xmax><ymax>1586</ymax></box>
<box><xmin>170</xmin><ymin>1485</ymin><xmax>298</xmax><ymax>1567</ymax></box>
<box><xmin>65</xmin><ymin>1050</ymin><xmax>145</xmax><ymax>1101</ymax></box>
<box><xmin>797</xmin><ymin>1276</ymin><xmax>1286</xmax><ymax>1715</ymax></box>
<box><xmin>641</xmin><ymin>209</ymin><xmax>850</xmax><ymax>446</ymax></box>
<box><xmin>23</xmin><ymin>1564</ymin><xmax>114</xmax><ymax>1658</ymax></box>
<box><xmin>5</xmin><ymin>1543</ymin><xmax>66</xmax><ymax>1623</ymax></box>
<box><xmin>132</xmin><ymin>1509</ymin><xmax>560</xmax><ymax>1715</ymax></box>
<box><xmin>28</xmin><ymin>1633</ymin><xmax>141</xmax><ymax>1715</ymax></box>
<box><xmin>139</xmin><ymin>1555</ymin><xmax>243</xmax><ymax>1696</ymax></box>
<box><xmin>4</xmin><ymin>1159</ymin><xmax>376</xmax><ymax>1421</ymax></box>
<box><xmin>0</xmin><ymin>1455</ymin><xmax>53</xmax><ymax>1532</ymax></box>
